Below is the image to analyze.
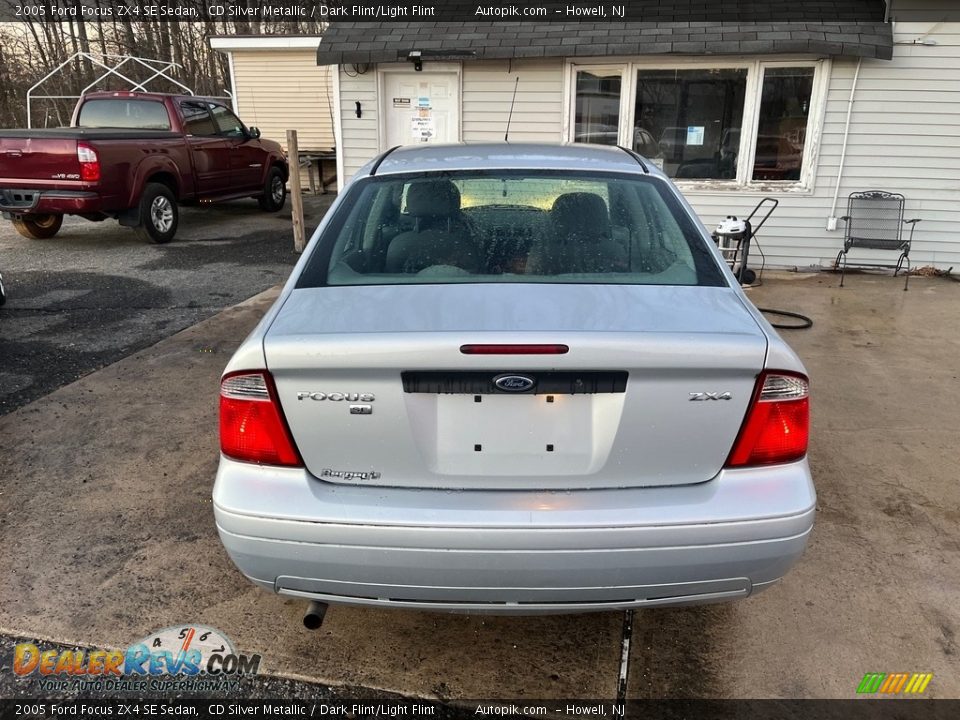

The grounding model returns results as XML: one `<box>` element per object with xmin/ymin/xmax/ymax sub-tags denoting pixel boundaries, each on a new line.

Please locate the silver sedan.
<box><xmin>213</xmin><ymin>143</ymin><xmax>814</xmax><ymax>620</ymax></box>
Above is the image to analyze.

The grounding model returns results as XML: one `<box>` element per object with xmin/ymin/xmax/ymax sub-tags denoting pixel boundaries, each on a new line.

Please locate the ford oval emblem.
<box><xmin>494</xmin><ymin>374</ymin><xmax>536</xmax><ymax>392</ymax></box>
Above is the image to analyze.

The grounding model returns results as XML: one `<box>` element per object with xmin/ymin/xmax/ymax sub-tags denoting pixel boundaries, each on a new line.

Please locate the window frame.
<box><xmin>565</xmin><ymin>56</ymin><xmax>831</xmax><ymax>192</ymax></box>
<box><xmin>570</xmin><ymin>65</ymin><xmax>631</xmax><ymax>148</ymax></box>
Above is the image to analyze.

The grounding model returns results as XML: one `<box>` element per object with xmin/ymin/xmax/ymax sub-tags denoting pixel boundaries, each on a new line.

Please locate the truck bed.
<box><xmin>0</xmin><ymin>128</ymin><xmax>181</xmax><ymax>140</ymax></box>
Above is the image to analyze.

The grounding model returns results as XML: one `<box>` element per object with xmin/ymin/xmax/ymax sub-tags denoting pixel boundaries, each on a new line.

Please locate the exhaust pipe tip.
<box><xmin>303</xmin><ymin>600</ymin><xmax>328</xmax><ymax>630</ymax></box>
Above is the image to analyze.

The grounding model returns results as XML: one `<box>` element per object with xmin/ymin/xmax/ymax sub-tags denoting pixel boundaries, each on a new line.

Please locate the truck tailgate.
<box><xmin>0</xmin><ymin>136</ymin><xmax>82</xmax><ymax>189</ymax></box>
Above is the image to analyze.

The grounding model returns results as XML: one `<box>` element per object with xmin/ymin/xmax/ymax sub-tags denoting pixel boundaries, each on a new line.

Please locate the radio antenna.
<box><xmin>504</xmin><ymin>76</ymin><xmax>520</xmax><ymax>142</ymax></box>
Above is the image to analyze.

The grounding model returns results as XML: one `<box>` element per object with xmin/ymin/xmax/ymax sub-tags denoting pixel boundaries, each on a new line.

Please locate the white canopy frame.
<box><xmin>26</xmin><ymin>52</ymin><xmax>195</xmax><ymax>128</ymax></box>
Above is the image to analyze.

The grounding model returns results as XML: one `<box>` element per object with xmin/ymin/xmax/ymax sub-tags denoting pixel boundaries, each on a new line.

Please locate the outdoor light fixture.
<box><xmin>408</xmin><ymin>50</ymin><xmax>423</xmax><ymax>71</ymax></box>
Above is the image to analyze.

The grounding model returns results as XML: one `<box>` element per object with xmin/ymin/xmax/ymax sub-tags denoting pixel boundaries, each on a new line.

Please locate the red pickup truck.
<box><xmin>0</xmin><ymin>92</ymin><xmax>289</xmax><ymax>243</ymax></box>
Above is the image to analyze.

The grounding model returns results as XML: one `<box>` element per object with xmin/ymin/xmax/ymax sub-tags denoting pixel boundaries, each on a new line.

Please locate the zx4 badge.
<box><xmin>689</xmin><ymin>392</ymin><xmax>732</xmax><ymax>401</ymax></box>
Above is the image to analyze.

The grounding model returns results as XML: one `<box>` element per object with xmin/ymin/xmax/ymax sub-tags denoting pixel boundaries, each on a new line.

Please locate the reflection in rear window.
<box><xmin>77</xmin><ymin>99</ymin><xmax>171</xmax><ymax>130</ymax></box>
<box><xmin>298</xmin><ymin>171</ymin><xmax>725</xmax><ymax>288</ymax></box>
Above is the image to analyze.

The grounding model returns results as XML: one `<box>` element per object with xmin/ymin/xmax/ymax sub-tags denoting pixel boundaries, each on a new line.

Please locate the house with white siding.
<box><xmin>210</xmin><ymin>35</ymin><xmax>335</xmax><ymax>154</ymax></box>
<box><xmin>308</xmin><ymin>0</ymin><xmax>959</xmax><ymax>271</ymax></box>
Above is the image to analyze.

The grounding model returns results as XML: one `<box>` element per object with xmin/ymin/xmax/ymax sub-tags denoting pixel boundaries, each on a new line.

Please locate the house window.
<box><xmin>568</xmin><ymin>60</ymin><xmax>825</xmax><ymax>189</ymax></box>
<box><xmin>574</xmin><ymin>69</ymin><xmax>623</xmax><ymax>146</ymax></box>
<box><xmin>752</xmin><ymin>67</ymin><xmax>815</xmax><ymax>181</ymax></box>
<box><xmin>634</xmin><ymin>68</ymin><xmax>747</xmax><ymax>180</ymax></box>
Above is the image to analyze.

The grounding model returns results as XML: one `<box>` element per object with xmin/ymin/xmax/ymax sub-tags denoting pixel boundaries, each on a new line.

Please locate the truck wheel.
<box><xmin>136</xmin><ymin>183</ymin><xmax>178</xmax><ymax>244</ymax></box>
<box><xmin>258</xmin><ymin>167</ymin><xmax>286</xmax><ymax>212</ymax></box>
<box><xmin>12</xmin><ymin>214</ymin><xmax>63</xmax><ymax>240</ymax></box>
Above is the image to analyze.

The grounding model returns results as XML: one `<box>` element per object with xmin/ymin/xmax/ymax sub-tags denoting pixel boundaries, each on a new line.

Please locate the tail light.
<box><xmin>726</xmin><ymin>371</ymin><xmax>809</xmax><ymax>468</ymax></box>
<box><xmin>77</xmin><ymin>143</ymin><xmax>100</xmax><ymax>182</ymax></box>
<box><xmin>219</xmin><ymin>371</ymin><xmax>301</xmax><ymax>467</ymax></box>
<box><xmin>460</xmin><ymin>344</ymin><xmax>569</xmax><ymax>355</ymax></box>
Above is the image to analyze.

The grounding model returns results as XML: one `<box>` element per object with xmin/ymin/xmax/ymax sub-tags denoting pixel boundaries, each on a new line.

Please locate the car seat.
<box><xmin>385</xmin><ymin>180</ymin><xmax>480</xmax><ymax>273</ymax></box>
<box><xmin>526</xmin><ymin>192</ymin><xmax>628</xmax><ymax>274</ymax></box>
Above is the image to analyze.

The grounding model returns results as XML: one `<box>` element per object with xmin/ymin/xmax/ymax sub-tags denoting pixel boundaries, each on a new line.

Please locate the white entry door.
<box><xmin>383</xmin><ymin>71</ymin><xmax>459</xmax><ymax>147</ymax></box>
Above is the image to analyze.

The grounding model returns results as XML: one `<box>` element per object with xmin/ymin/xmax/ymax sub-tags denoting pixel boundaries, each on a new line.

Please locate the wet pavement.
<box><xmin>0</xmin><ymin>260</ymin><xmax>958</xmax><ymax>701</ymax></box>
<box><xmin>0</xmin><ymin>196</ymin><xmax>333</xmax><ymax>414</ymax></box>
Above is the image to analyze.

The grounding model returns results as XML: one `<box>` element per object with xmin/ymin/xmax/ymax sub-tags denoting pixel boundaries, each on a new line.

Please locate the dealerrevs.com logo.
<box><xmin>13</xmin><ymin>625</ymin><xmax>260</xmax><ymax>693</ymax></box>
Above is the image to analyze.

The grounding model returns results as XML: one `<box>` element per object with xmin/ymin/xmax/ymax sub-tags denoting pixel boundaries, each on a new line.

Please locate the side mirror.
<box><xmin>248</xmin><ymin>126</ymin><xmax>261</xmax><ymax>139</ymax></box>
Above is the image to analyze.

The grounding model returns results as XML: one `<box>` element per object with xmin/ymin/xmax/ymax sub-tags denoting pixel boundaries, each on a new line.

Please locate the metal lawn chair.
<box><xmin>835</xmin><ymin>191</ymin><xmax>921</xmax><ymax>291</ymax></box>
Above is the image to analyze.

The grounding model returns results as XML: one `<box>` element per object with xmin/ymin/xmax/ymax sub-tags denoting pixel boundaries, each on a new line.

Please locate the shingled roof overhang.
<box><xmin>316</xmin><ymin>4</ymin><xmax>893</xmax><ymax>66</ymax></box>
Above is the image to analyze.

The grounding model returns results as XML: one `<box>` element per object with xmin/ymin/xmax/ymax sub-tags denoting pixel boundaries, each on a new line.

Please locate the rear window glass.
<box><xmin>76</xmin><ymin>99</ymin><xmax>171</xmax><ymax>130</ymax></box>
<box><xmin>298</xmin><ymin>170</ymin><xmax>725</xmax><ymax>288</ymax></box>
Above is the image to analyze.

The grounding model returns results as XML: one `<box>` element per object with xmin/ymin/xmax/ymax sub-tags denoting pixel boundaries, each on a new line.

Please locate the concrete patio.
<box><xmin>1</xmin><ymin>271</ymin><xmax>958</xmax><ymax>699</ymax></box>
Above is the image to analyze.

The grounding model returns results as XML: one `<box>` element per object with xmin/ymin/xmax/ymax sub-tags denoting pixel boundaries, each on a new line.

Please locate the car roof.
<box><xmin>362</xmin><ymin>143</ymin><xmax>664</xmax><ymax>179</ymax></box>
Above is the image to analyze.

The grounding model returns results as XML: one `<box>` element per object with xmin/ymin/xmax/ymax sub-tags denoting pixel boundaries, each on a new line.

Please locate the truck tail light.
<box><xmin>77</xmin><ymin>143</ymin><xmax>100</xmax><ymax>182</ymax></box>
<box><xmin>726</xmin><ymin>372</ymin><xmax>809</xmax><ymax>468</ymax></box>
<box><xmin>220</xmin><ymin>371</ymin><xmax>302</xmax><ymax>467</ymax></box>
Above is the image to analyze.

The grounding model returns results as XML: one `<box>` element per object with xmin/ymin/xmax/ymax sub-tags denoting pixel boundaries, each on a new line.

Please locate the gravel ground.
<box><xmin>3</xmin><ymin>195</ymin><xmax>959</xmax><ymax>709</ymax></box>
<box><xmin>0</xmin><ymin>196</ymin><xmax>334</xmax><ymax>414</ymax></box>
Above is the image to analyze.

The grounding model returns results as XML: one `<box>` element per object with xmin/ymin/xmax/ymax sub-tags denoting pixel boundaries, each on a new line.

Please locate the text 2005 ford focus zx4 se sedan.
<box><xmin>213</xmin><ymin>143</ymin><xmax>814</xmax><ymax>620</ymax></box>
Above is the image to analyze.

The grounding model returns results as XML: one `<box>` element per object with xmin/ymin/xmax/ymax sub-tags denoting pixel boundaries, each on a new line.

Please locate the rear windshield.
<box><xmin>76</xmin><ymin>99</ymin><xmax>171</xmax><ymax>130</ymax></box>
<box><xmin>298</xmin><ymin>170</ymin><xmax>725</xmax><ymax>288</ymax></box>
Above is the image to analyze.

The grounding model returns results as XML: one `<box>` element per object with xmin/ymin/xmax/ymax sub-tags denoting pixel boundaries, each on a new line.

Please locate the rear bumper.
<box><xmin>213</xmin><ymin>457</ymin><xmax>815</xmax><ymax>614</ymax></box>
<box><xmin>0</xmin><ymin>188</ymin><xmax>102</xmax><ymax>215</ymax></box>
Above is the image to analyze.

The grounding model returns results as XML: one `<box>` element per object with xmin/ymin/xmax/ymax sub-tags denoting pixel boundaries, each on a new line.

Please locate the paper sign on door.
<box><xmin>411</xmin><ymin>116</ymin><xmax>435</xmax><ymax>140</ymax></box>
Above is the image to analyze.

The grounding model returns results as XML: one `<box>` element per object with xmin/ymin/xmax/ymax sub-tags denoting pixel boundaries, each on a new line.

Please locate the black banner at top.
<box><xmin>5</xmin><ymin>0</ymin><xmax>948</xmax><ymax>24</ymax></box>
<box><xmin>3</xmin><ymin>699</ymin><xmax>960</xmax><ymax>720</ymax></box>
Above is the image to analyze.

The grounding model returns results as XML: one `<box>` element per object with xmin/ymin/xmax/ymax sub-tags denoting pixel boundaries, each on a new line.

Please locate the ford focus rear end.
<box><xmin>213</xmin><ymin>144</ymin><xmax>814</xmax><ymax>615</ymax></box>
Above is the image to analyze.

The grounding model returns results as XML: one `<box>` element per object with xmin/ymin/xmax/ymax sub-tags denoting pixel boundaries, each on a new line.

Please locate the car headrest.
<box><xmin>550</xmin><ymin>192</ymin><xmax>611</xmax><ymax>240</ymax></box>
<box><xmin>404</xmin><ymin>180</ymin><xmax>461</xmax><ymax>218</ymax></box>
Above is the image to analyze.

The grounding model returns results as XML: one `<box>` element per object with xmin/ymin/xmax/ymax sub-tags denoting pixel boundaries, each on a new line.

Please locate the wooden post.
<box><xmin>307</xmin><ymin>158</ymin><xmax>318</xmax><ymax>196</ymax></box>
<box><xmin>287</xmin><ymin>129</ymin><xmax>306</xmax><ymax>253</ymax></box>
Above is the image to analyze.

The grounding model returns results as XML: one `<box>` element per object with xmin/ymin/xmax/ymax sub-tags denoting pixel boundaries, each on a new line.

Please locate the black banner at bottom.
<box><xmin>3</xmin><ymin>700</ymin><xmax>960</xmax><ymax>720</ymax></box>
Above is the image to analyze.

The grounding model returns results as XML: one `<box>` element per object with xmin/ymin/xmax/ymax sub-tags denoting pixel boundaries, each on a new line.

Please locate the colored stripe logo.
<box><xmin>857</xmin><ymin>672</ymin><xmax>933</xmax><ymax>694</ymax></box>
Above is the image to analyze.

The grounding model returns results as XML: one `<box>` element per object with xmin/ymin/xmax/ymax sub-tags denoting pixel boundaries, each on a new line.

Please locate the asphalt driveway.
<box><xmin>0</xmin><ymin>195</ymin><xmax>333</xmax><ymax>414</ymax></box>
<box><xmin>0</xmin><ymin>261</ymin><xmax>958</xmax><ymax>701</ymax></box>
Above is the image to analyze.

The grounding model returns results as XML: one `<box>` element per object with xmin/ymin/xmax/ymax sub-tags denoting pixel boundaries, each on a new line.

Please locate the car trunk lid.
<box><xmin>264</xmin><ymin>283</ymin><xmax>768</xmax><ymax>490</ymax></box>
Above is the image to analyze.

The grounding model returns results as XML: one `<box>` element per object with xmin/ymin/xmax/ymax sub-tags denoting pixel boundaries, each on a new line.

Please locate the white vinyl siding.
<box><xmin>231</xmin><ymin>50</ymin><xmax>335</xmax><ymax>152</ymax></box>
<box><xmin>461</xmin><ymin>59</ymin><xmax>565</xmax><ymax>143</ymax></box>
<box><xmin>680</xmin><ymin>22</ymin><xmax>960</xmax><ymax>270</ymax></box>
<box><xmin>335</xmin><ymin>21</ymin><xmax>959</xmax><ymax>268</ymax></box>
<box><xmin>338</xmin><ymin>59</ymin><xmax>566</xmax><ymax>186</ymax></box>
<box><xmin>338</xmin><ymin>67</ymin><xmax>381</xmax><ymax>183</ymax></box>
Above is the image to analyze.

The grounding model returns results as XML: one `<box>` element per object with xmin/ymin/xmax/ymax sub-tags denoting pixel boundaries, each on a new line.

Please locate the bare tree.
<box><xmin>0</xmin><ymin>9</ymin><xmax>328</xmax><ymax>128</ymax></box>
